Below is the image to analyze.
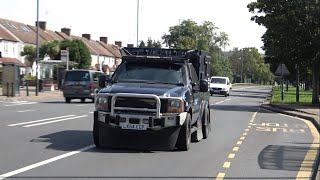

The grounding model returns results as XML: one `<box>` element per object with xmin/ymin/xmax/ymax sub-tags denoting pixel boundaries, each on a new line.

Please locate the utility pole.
<box><xmin>35</xmin><ymin>0</ymin><xmax>40</xmax><ymax>96</ymax></box>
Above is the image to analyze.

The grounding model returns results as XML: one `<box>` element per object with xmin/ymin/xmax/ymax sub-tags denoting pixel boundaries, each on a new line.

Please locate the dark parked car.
<box><xmin>62</xmin><ymin>69</ymin><xmax>104</xmax><ymax>103</ymax></box>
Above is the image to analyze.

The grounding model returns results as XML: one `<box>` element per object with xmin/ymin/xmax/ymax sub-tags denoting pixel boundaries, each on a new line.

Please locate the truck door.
<box><xmin>188</xmin><ymin>64</ymin><xmax>201</xmax><ymax>124</ymax></box>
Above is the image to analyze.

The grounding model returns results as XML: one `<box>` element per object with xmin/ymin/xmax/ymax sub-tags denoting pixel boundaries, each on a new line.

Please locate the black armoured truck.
<box><xmin>93</xmin><ymin>48</ymin><xmax>212</xmax><ymax>151</ymax></box>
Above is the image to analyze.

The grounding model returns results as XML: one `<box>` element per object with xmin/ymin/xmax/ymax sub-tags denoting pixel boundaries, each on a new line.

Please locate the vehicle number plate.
<box><xmin>120</xmin><ymin>123</ymin><xmax>147</xmax><ymax>130</ymax></box>
<box><xmin>214</xmin><ymin>90</ymin><xmax>220</xmax><ymax>93</ymax></box>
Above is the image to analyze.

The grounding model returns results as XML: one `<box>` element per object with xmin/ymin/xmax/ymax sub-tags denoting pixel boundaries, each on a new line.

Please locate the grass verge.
<box><xmin>272</xmin><ymin>86</ymin><xmax>312</xmax><ymax>103</ymax></box>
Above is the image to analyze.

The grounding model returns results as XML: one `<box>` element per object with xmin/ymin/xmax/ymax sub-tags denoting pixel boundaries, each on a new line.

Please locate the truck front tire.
<box><xmin>176</xmin><ymin>113</ymin><xmax>191</xmax><ymax>151</ymax></box>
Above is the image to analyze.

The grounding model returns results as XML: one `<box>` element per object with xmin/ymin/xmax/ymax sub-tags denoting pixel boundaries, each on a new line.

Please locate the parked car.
<box><xmin>209</xmin><ymin>76</ymin><xmax>231</xmax><ymax>97</ymax></box>
<box><xmin>62</xmin><ymin>69</ymin><xmax>104</xmax><ymax>103</ymax></box>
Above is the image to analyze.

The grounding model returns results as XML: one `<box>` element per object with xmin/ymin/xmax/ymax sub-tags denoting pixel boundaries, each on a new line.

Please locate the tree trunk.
<box><xmin>311</xmin><ymin>61</ymin><xmax>320</xmax><ymax>104</ymax></box>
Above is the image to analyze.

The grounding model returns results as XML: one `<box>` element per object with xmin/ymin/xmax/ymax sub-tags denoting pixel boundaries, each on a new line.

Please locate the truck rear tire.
<box><xmin>176</xmin><ymin>113</ymin><xmax>191</xmax><ymax>151</ymax></box>
<box><xmin>202</xmin><ymin>107</ymin><xmax>210</xmax><ymax>139</ymax></box>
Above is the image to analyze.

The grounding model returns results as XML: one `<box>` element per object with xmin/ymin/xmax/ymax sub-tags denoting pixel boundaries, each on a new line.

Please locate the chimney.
<box><xmin>36</xmin><ymin>21</ymin><xmax>47</xmax><ymax>31</ymax></box>
<box><xmin>127</xmin><ymin>44</ymin><xmax>134</xmax><ymax>48</ymax></box>
<box><xmin>82</xmin><ymin>34</ymin><xmax>91</xmax><ymax>40</ymax></box>
<box><xmin>115</xmin><ymin>41</ymin><xmax>122</xmax><ymax>47</ymax></box>
<box><xmin>61</xmin><ymin>28</ymin><xmax>71</xmax><ymax>36</ymax></box>
<box><xmin>100</xmin><ymin>37</ymin><xmax>108</xmax><ymax>44</ymax></box>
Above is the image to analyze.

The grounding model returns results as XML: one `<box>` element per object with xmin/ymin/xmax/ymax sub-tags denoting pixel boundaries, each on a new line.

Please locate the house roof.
<box><xmin>0</xmin><ymin>18</ymin><xmax>45</xmax><ymax>45</ymax></box>
<box><xmin>28</xmin><ymin>26</ymin><xmax>64</xmax><ymax>42</ymax></box>
<box><xmin>99</xmin><ymin>42</ymin><xmax>121</xmax><ymax>58</ymax></box>
<box><xmin>0</xmin><ymin>25</ymin><xmax>18</xmax><ymax>42</ymax></box>
<box><xmin>0</xmin><ymin>57</ymin><xmax>27</xmax><ymax>67</ymax></box>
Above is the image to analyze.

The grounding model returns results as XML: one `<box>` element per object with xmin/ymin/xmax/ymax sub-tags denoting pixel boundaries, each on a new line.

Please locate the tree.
<box><xmin>162</xmin><ymin>19</ymin><xmax>235</xmax><ymax>79</ymax></box>
<box><xmin>248</xmin><ymin>0</ymin><xmax>320</xmax><ymax>104</ymax></box>
<box><xmin>40</xmin><ymin>40</ymin><xmax>60</xmax><ymax>60</ymax></box>
<box><xmin>20</xmin><ymin>45</ymin><xmax>36</xmax><ymax>66</ymax></box>
<box><xmin>138</xmin><ymin>40</ymin><xmax>146</xmax><ymax>48</ymax></box>
<box><xmin>60</xmin><ymin>39</ymin><xmax>92</xmax><ymax>69</ymax></box>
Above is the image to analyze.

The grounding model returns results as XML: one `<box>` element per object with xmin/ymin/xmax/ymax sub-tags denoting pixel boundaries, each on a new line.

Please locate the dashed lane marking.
<box><xmin>228</xmin><ymin>154</ymin><xmax>235</xmax><ymax>159</ymax></box>
<box><xmin>8</xmin><ymin>115</ymin><xmax>75</xmax><ymax>127</ymax></box>
<box><xmin>245</xmin><ymin>129</ymin><xmax>249</xmax><ymax>132</ymax></box>
<box><xmin>240</xmin><ymin>136</ymin><xmax>245</xmax><ymax>140</ymax></box>
<box><xmin>0</xmin><ymin>145</ymin><xmax>95</xmax><ymax>180</ymax></box>
<box><xmin>248</xmin><ymin>126</ymin><xmax>252</xmax><ymax>128</ymax></box>
<box><xmin>236</xmin><ymin>141</ymin><xmax>242</xmax><ymax>145</ymax></box>
<box><xmin>223</xmin><ymin>162</ymin><xmax>231</xmax><ymax>168</ymax></box>
<box><xmin>17</xmin><ymin>110</ymin><xmax>36</xmax><ymax>113</ymax></box>
<box><xmin>24</xmin><ymin>115</ymin><xmax>88</xmax><ymax>127</ymax></box>
<box><xmin>214</xmin><ymin>98</ymin><xmax>232</xmax><ymax>105</ymax></box>
<box><xmin>232</xmin><ymin>147</ymin><xmax>239</xmax><ymax>151</ymax></box>
<box><xmin>216</xmin><ymin>173</ymin><xmax>225</xmax><ymax>180</ymax></box>
<box><xmin>242</xmin><ymin>132</ymin><xmax>248</xmax><ymax>136</ymax></box>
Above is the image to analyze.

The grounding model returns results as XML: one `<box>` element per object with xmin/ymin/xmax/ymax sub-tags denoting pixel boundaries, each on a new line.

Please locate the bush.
<box><xmin>26</xmin><ymin>76</ymin><xmax>36</xmax><ymax>81</ymax></box>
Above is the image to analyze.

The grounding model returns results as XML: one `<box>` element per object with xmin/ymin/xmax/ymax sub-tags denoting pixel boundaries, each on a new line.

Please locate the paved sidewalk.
<box><xmin>0</xmin><ymin>86</ymin><xmax>63</xmax><ymax>101</ymax></box>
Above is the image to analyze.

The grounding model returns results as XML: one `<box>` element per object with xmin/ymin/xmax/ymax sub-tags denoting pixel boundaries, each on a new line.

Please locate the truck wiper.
<box><xmin>146</xmin><ymin>81</ymin><xmax>185</xmax><ymax>86</ymax></box>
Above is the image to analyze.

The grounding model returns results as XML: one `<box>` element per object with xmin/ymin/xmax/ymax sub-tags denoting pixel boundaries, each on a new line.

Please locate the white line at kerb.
<box><xmin>24</xmin><ymin>115</ymin><xmax>88</xmax><ymax>127</ymax></box>
<box><xmin>5</xmin><ymin>102</ymin><xmax>37</xmax><ymax>107</ymax></box>
<box><xmin>8</xmin><ymin>115</ymin><xmax>75</xmax><ymax>127</ymax></box>
<box><xmin>0</xmin><ymin>145</ymin><xmax>95</xmax><ymax>180</ymax></box>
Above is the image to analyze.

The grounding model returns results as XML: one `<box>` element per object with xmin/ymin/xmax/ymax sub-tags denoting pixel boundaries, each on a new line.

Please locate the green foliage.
<box><xmin>40</xmin><ymin>40</ymin><xmax>60</xmax><ymax>59</ymax></box>
<box><xmin>26</xmin><ymin>76</ymin><xmax>36</xmax><ymax>80</ymax></box>
<box><xmin>20</xmin><ymin>45</ymin><xmax>36</xmax><ymax>66</ymax></box>
<box><xmin>229</xmin><ymin>48</ymin><xmax>274</xmax><ymax>84</ymax></box>
<box><xmin>139</xmin><ymin>38</ymin><xmax>162</xmax><ymax>48</ymax></box>
<box><xmin>248</xmin><ymin>0</ymin><xmax>319</xmax><ymax>103</ymax></box>
<box><xmin>60</xmin><ymin>39</ymin><xmax>92</xmax><ymax>69</ymax></box>
<box><xmin>272</xmin><ymin>86</ymin><xmax>312</xmax><ymax>103</ymax></box>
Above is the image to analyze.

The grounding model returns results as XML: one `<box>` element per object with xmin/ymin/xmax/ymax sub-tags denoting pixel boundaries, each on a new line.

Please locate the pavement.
<box><xmin>0</xmin><ymin>86</ymin><xmax>63</xmax><ymax>102</ymax></box>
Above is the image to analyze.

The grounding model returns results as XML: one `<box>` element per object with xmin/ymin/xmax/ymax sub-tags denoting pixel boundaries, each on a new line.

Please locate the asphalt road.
<box><xmin>0</xmin><ymin>86</ymin><xmax>318</xmax><ymax>180</ymax></box>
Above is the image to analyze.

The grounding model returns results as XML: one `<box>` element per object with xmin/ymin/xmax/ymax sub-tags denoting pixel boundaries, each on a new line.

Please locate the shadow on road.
<box><xmin>258</xmin><ymin>145</ymin><xmax>317</xmax><ymax>171</ymax></box>
<box><xmin>210</xmin><ymin>105</ymin><xmax>271</xmax><ymax>113</ymax></box>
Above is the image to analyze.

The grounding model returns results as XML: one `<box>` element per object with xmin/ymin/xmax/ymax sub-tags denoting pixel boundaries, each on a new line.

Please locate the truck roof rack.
<box><xmin>121</xmin><ymin>47</ymin><xmax>189</xmax><ymax>58</ymax></box>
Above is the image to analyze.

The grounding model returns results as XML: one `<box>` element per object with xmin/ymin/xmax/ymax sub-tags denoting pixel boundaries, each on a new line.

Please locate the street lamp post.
<box><xmin>136</xmin><ymin>0</ymin><xmax>139</xmax><ymax>47</ymax></box>
<box><xmin>35</xmin><ymin>0</ymin><xmax>40</xmax><ymax>96</ymax></box>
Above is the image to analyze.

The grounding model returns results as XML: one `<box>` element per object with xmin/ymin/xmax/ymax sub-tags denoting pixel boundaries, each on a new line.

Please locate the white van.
<box><xmin>209</xmin><ymin>76</ymin><xmax>231</xmax><ymax>97</ymax></box>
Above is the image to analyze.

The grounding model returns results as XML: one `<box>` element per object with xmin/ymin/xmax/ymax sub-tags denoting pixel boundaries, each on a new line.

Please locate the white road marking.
<box><xmin>24</xmin><ymin>115</ymin><xmax>88</xmax><ymax>127</ymax></box>
<box><xmin>76</xmin><ymin>104</ymin><xmax>89</xmax><ymax>107</ymax></box>
<box><xmin>5</xmin><ymin>102</ymin><xmax>38</xmax><ymax>107</ymax></box>
<box><xmin>17</xmin><ymin>110</ymin><xmax>36</xmax><ymax>113</ymax></box>
<box><xmin>89</xmin><ymin>112</ymin><xmax>94</xmax><ymax>114</ymax></box>
<box><xmin>215</xmin><ymin>101</ymin><xmax>224</xmax><ymax>105</ymax></box>
<box><xmin>0</xmin><ymin>145</ymin><xmax>95</xmax><ymax>180</ymax></box>
<box><xmin>8</xmin><ymin>115</ymin><xmax>75</xmax><ymax>127</ymax></box>
<box><xmin>214</xmin><ymin>98</ymin><xmax>232</xmax><ymax>105</ymax></box>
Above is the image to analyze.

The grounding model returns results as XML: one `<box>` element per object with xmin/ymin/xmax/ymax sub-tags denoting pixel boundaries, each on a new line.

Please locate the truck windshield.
<box><xmin>211</xmin><ymin>78</ymin><xmax>226</xmax><ymax>84</ymax></box>
<box><xmin>114</xmin><ymin>62</ymin><xmax>186</xmax><ymax>85</ymax></box>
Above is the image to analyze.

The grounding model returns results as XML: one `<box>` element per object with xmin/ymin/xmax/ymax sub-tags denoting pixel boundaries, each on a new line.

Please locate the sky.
<box><xmin>1</xmin><ymin>0</ymin><xmax>266</xmax><ymax>52</ymax></box>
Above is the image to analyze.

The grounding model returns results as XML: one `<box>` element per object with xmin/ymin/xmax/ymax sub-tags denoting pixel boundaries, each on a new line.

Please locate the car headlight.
<box><xmin>95</xmin><ymin>96</ymin><xmax>109</xmax><ymax>111</ymax></box>
<box><xmin>167</xmin><ymin>99</ymin><xmax>184</xmax><ymax>113</ymax></box>
<box><xmin>221</xmin><ymin>88</ymin><xmax>227</xmax><ymax>91</ymax></box>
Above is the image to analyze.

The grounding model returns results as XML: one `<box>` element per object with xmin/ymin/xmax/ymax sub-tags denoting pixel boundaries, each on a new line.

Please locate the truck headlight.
<box><xmin>95</xmin><ymin>96</ymin><xmax>108</xmax><ymax>111</ymax></box>
<box><xmin>167</xmin><ymin>99</ymin><xmax>184</xmax><ymax>113</ymax></box>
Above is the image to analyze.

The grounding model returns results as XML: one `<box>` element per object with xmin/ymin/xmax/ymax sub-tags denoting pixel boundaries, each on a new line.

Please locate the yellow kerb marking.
<box><xmin>249</xmin><ymin>123</ymin><xmax>253</xmax><ymax>125</ymax></box>
<box><xmin>232</xmin><ymin>147</ymin><xmax>239</xmax><ymax>151</ymax></box>
<box><xmin>236</xmin><ymin>141</ymin><xmax>242</xmax><ymax>145</ymax></box>
<box><xmin>216</xmin><ymin>172</ymin><xmax>225</xmax><ymax>180</ymax></box>
<box><xmin>248</xmin><ymin>126</ymin><xmax>252</xmax><ymax>128</ymax></box>
<box><xmin>228</xmin><ymin>153</ymin><xmax>235</xmax><ymax>159</ymax></box>
<box><xmin>250</xmin><ymin>111</ymin><xmax>258</xmax><ymax>122</ymax></box>
<box><xmin>223</xmin><ymin>162</ymin><xmax>231</xmax><ymax>168</ymax></box>
<box><xmin>243</xmin><ymin>132</ymin><xmax>248</xmax><ymax>136</ymax></box>
<box><xmin>240</xmin><ymin>136</ymin><xmax>245</xmax><ymax>140</ymax></box>
<box><xmin>275</xmin><ymin>113</ymin><xmax>320</xmax><ymax>180</ymax></box>
<box><xmin>245</xmin><ymin>129</ymin><xmax>250</xmax><ymax>132</ymax></box>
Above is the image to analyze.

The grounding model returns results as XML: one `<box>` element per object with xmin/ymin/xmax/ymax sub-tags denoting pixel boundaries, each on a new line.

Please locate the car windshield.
<box><xmin>211</xmin><ymin>78</ymin><xmax>226</xmax><ymax>84</ymax></box>
<box><xmin>65</xmin><ymin>71</ymin><xmax>90</xmax><ymax>81</ymax></box>
<box><xmin>113</xmin><ymin>62</ymin><xmax>186</xmax><ymax>85</ymax></box>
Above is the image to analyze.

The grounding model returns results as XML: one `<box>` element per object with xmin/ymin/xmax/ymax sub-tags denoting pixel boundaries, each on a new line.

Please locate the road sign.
<box><xmin>275</xmin><ymin>64</ymin><xmax>290</xmax><ymax>76</ymax></box>
<box><xmin>60</xmin><ymin>50</ymin><xmax>69</xmax><ymax>70</ymax></box>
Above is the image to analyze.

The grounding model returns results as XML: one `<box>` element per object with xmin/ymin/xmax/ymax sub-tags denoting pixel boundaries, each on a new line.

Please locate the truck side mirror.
<box><xmin>191</xmin><ymin>82</ymin><xmax>200</xmax><ymax>92</ymax></box>
<box><xmin>98</xmin><ymin>75</ymin><xmax>107</xmax><ymax>88</ymax></box>
<box><xmin>200</xmin><ymin>79</ymin><xmax>209</xmax><ymax>92</ymax></box>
